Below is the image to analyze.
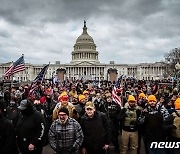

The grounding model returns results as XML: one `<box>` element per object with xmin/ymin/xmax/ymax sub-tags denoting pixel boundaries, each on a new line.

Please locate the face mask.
<box><xmin>21</xmin><ymin>109</ymin><xmax>28</xmax><ymax>116</ymax></box>
<box><xmin>10</xmin><ymin>101</ymin><xmax>15</xmax><ymax>106</ymax></box>
<box><xmin>20</xmin><ymin>107</ymin><xmax>32</xmax><ymax>116</ymax></box>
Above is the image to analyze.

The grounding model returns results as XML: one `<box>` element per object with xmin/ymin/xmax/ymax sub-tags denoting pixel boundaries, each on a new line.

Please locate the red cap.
<box><xmin>61</xmin><ymin>95</ymin><xmax>69</xmax><ymax>101</ymax></box>
<box><xmin>45</xmin><ymin>89</ymin><xmax>51</xmax><ymax>94</ymax></box>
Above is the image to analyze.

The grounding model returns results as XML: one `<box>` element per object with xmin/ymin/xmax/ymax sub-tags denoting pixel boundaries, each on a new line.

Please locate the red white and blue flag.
<box><xmin>112</xmin><ymin>76</ymin><xmax>123</xmax><ymax>107</ymax></box>
<box><xmin>29</xmin><ymin>64</ymin><xmax>49</xmax><ymax>96</ymax></box>
<box><xmin>4</xmin><ymin>55</ymin><xmax>25</xmax><ymax>80</ymax></box>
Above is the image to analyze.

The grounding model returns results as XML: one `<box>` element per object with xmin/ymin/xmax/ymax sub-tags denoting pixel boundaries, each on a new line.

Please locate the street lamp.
<box><xmin>175</xmin><ymin>62</ymin><xmax>180</xmax><ymax>92</ymax></box>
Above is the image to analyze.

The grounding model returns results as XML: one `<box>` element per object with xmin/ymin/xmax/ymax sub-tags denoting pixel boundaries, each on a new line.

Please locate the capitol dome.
<box><xmin>76</xmin><ymin>23</ymin><xmax>94</xmax><ymax>44</ymax></box>
<box><xmin>71</xmin><ymin>21</ymin><xmax>99</xmax><ymax>64</ymax></box>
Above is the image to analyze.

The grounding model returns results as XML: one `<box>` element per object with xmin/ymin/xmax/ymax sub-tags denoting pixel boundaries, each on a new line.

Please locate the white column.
<box><xmin>99</xmin><ymin>67</ymin><xmax>100</xmax><ymax>80</ymax></box>
<box><xmin>95</xmin><ymin>67</ymin><xmax>97</xmax><ymax>78</ymax></box>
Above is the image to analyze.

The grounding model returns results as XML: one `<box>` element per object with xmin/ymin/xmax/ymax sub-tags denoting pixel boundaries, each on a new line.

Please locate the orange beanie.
<box><xmin>128</xmin><ymin>95</ymin><xmax>136</xmax><ymax>102</ymax></box>
<box><xmin>148</xmin><ymin>95</ymin><xmax>157</xmax><ymax>102</ymax></box>
<box><xmin>139</xmin><ymin>93</ymin><xmax>146</xmax><ymax>99</ymax></box>
<box><xmin>174</xmin><ymin>98</ymin><xmax>180</xmax><ymax>110</ymax></box>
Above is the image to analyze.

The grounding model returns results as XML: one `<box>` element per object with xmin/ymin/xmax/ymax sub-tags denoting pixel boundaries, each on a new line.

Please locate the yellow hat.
<box><xmin>79</xmin><ymin>94</ymin><xmax>85</xmax><ymax>101</ymax></box>
<box><xmin>85</xmin><ymin>101</ymin><xmax>95</xmax><ymax>109</ymax></box>
<box><xmin>128</xmin><ymin>95</ymin><xmax>136</xmax><ymax>102</ymax></box>
<box><xmin>58</xmin><ymin>91</ymin><xmax>68</xmax><ymax>102</ymax></box>
<box><xmin>60</xmin><ymin>91</ymin><xmax>67</xmax><ymax>97</ymax></box>
<box><xmin>174</xmin><ymin>98</ymin><xmax>180</xmax><ymax>110</ymax></box>
<box><xmin>83</xmin><ymin>90</ymin><xmax>89</xmax><ymax>95</ymax></box>
<box><xmin>139</xmin><ymin>93</ymin><xmax>146</xmax><ymax>99</ymax></box>
<box><xmin>148</xmin><ymin>95</ymin><xmax>157</xmax><ymax>102</ymax></box>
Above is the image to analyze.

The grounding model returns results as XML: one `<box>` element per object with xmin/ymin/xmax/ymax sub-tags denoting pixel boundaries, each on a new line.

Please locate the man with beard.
<box><xmin>49</xmin><ymin>107</ymin><xmax>84</xmax><ymax>154</ymax></box>
<box><xmin>75</xmin><ymin>94</ymin><xmax>87</xmax><ymax>122</ymax></box>
<box><xmin>139</xmin><ymin>95</ymin><xmax>171</xmax><ymax>154</ymax></box>
<box><xmin>16</xmin><ymin>99</ymin><xmax>46</xmax><ymax>154</ymax></box>
<box><xmin>0</xmin><ymin>101</ymin><xmax>19</xmax><ymax>154</ymax></box>
<box><xmin>118</xmin><ymin>95</ymin><xmax>141</xmax><ymax>154</ymax></box>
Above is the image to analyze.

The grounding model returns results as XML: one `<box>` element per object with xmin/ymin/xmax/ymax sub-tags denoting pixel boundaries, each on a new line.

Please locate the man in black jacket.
<box><xmin>16</xmin><ymin>99</ymin><xmax>46</xmax><ymax>154</ymax></box>
<box><xmin>80</xmin><ymin>101</ymin><xmax>111</xmax><ymax>154</ymax></box>
<box><xmin>0</xmin><ymin>101</ymin><xmax>19</xmax><ymax>154</ymax></box>
<box><xmin>138</xmin><ymin>95</ymin><xmax>170</xmax><ymax>154</ymax></box>
<box><xmin>99</xmin><ymin>93</ymin><xmax>121</xmax><ymax>152</ymax></box>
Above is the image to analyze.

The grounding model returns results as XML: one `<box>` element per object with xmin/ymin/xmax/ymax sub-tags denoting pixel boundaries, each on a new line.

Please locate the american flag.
<box><xmin>4</xmin><ymin>63</ymin><xmax>14</xmax><ymax>80</ymax></box>
<box><xmin>112</xmin><ymin>76</ymin><xmax>123</xmax><ymax>107</ymax></box>
<box><xmin>29</xmin><ymin>64</ymin><xmax>49</xmax><ymax>96</ymax></box>
<box><xmin>4</xmin><ymin>55</ymin><xmax>25</xmax><ymax>80</ymax></box>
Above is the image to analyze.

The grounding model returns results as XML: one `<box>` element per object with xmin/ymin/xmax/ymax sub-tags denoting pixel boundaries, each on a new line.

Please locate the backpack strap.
<box><xmin>175</xmin><ymin>110</ymin><xmax>180</xmax><ymax>117</ymax></box>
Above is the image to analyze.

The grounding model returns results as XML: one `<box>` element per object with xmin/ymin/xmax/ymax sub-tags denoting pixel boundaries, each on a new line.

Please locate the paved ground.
<box><xmin>43</xmin><ymin>138</ymin><xmax>146</xmax><ymax>154</ymax></box>
<box><xmin>43</xmin><ymin>145</ymin><xmax>119</xmax><ymax>154</ymax></box>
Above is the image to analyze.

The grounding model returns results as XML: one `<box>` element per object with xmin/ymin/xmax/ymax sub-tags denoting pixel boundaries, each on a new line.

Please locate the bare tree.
<box><xmin>164</xmin><ymin>47</ymin><xmax>180</xmax><ymax>77</ymax></box>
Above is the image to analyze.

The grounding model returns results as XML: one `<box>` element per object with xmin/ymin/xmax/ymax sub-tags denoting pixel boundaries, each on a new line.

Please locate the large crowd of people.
<box><xmin>0</xmin><ymin>78</ymin><xmax>180</xmax><ymax>154</ymax></box>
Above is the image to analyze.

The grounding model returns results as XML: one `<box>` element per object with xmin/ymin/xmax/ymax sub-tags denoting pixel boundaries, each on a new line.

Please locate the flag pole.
<box><xmin>10</xmin><ymin>61</ymin><xmax>14</xmax><ymax>89</ymax></box>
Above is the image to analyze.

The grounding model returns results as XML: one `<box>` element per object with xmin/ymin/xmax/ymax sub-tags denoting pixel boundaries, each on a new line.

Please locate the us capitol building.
<box><xmin>0</xmin><ymin>21</ymin><xmax>166</xmax><ymax>82</ymax></box>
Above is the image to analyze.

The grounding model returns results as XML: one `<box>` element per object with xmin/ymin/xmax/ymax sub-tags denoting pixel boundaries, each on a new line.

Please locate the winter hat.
<box><xmin>83</xmin><ymin>90</ymin><xmax>89</xmax><ymax>95</ymax></box>
<box><xmin>79</xmin><ymin>94</ymin><xmax>85</xmax><ymax>101</ymax></box>
<box><xmin>60</xmin><ymin>91</ymin><xmax>67</xmax><ymax>97</ymax></box>
<box><xmin>61</xmin><ymin>95</ymin><xmax>69</xmax><ymax>101</ymax></box>
<box><xmin>58</xmin><ymin>107</ymin><xmax>69</xmax><ymax>116</ymax></box>
<box><xmin>58</xmin><ymin>91</ymin><xmax>68</xmax><ymax>101</ymax></box>
<box><xmin>128</xmin><ymin>95</ymin><xmax>136</xmax><ymax>102</ymax></box>
<box><xmin>148</xmin><ymin>95</ymin><xmax>157</xmax><ymax>102</ymax></box>
<box><xmin>139</xmin><ymin>93</ymin><xmax>146</xmax><ymax>99</ymax></box>
<box><xmin>174</xmin><ymin>98</ymin><xmax>180</xmax><ymax>110</ymax></box>
<box><xmin>85</xmin><ymin>102</ymin><xmax>95</xmax><ymax>109</ymax></box>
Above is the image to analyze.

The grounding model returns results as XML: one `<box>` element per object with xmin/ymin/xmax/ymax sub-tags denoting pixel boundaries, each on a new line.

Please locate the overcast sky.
<box><xmin>0</xmin><ymin>0</ymin><xmax>180</xmax><ymax>65</ymax></box>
